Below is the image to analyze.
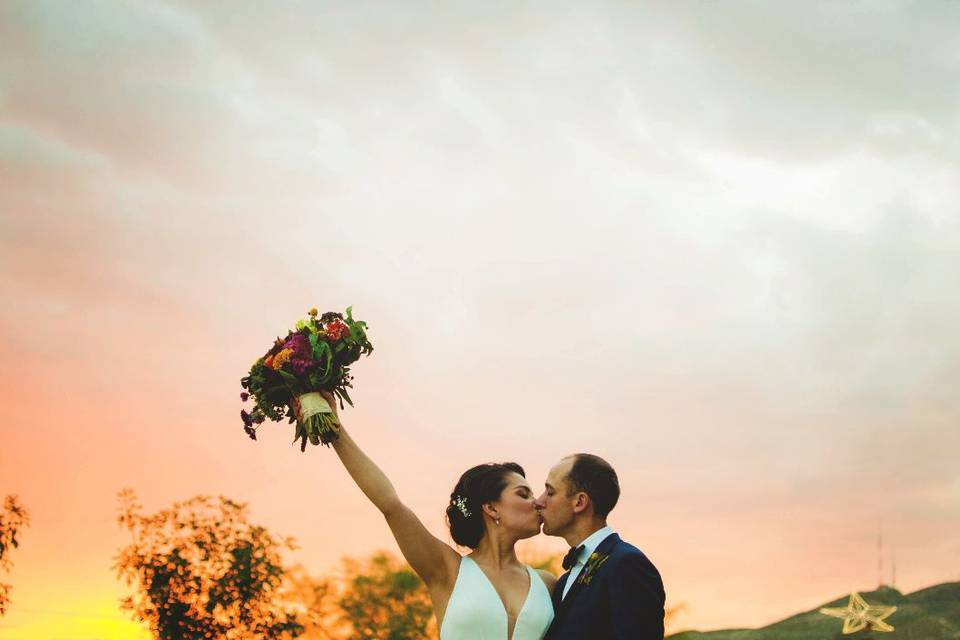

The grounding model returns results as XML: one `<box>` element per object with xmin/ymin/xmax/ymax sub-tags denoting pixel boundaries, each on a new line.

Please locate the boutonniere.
<box><xmin>576</xmin><ymin>551</ymin><xmax>610</xmax><ymax>586</ymax></box>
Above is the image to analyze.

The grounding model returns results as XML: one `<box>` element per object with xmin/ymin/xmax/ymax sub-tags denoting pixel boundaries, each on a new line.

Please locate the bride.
<box><xmin>318</xmin><ymin>390</ymin><xmax>556</xmax><ymax>639</ymax></box>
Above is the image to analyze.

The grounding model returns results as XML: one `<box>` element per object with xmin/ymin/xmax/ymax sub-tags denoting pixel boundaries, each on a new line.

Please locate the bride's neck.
<box><xmin>472</xmin><ymin>532</ymin><xmax>521</xmax><ymax>568</ymax></box>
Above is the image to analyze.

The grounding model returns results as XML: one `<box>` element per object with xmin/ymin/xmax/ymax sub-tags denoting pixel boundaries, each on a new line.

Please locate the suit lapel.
<box><xmin>554</xmin><ymin>533</ymin><xmax>621</xmax><ymax>619</ymax></box>
<box><xmin>553</xmin><ymin>572</ymin><xmax>569</xmax><ymax>611</ymax></box>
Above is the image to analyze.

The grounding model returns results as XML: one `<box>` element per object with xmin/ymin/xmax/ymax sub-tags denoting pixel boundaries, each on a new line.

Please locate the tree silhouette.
<box><xmin>281</xmin><ymin>564</ymin><xmax>344</xmax><ymax>640</ymax></box>
<box><xmin>0</xmin><ymin>495</ymin><xmax>30</xmax><ymax>616</ymax></box>
<box><xmin>336</xmin><ymin>551</ymin><xmax>437</xmax><ymax>640</ymax></box>
<box><xmin>114</xmin><ymin>489</ymin><xmax>304</xmax><ymax>639</ymax></box>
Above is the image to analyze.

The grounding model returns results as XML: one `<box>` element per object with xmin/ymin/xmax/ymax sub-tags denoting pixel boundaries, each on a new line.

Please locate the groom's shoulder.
<box><xmin>604</xmin><ymin>536</ymin><xmax>665</xmax><ymax>605</ymax></box>
<box><xmin>608</xmin><ymin>536</ymin><xmax>661</xmax><ymax>575</ymax></box>
<box><xmin>607</xmin><ymin>534</ymin><xmax>641</xmax><ymax>558</ymax></box>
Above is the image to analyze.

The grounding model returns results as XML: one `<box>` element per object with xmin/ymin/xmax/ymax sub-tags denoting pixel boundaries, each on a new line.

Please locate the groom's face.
<box><xmin>536</xmin><ymin>458</ymin><xmax>577</xmax><ymax>536</ymax></box>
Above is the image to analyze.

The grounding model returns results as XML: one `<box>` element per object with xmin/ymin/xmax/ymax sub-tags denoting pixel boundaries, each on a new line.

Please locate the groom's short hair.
<box><xmin>565</xmin><ymin>454</ymin><xmax>620</xmax><ymax>518</ymax></box>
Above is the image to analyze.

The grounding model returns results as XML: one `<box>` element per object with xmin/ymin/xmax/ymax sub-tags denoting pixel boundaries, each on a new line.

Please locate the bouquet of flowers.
<box><xmin>240</xmin><ymin>307</ymin><xmax>373</xmax><ymax>451</ymax></box>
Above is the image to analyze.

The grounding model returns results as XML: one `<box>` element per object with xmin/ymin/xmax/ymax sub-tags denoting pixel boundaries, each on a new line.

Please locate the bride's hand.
<box><xmin>319</xmin><ymin>389</ymin><xmax>339</xmax><ymax>420</ymax></box>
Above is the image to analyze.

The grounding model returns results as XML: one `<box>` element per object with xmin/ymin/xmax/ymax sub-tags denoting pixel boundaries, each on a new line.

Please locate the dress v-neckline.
<box><xmin>464</xmin><ymin>556</ymin><xmax>533</xmax><ymax>640</ymax></box>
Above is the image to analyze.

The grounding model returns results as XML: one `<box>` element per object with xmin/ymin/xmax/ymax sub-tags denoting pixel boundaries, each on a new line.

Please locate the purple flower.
<box><xmin>290</xmin><ymin>357</ymin><xmax>312</xmax><ymax>375</ymax></box>
<box><xmin>240</xmin><ymin>392</ymin><xmax>250</xmax><ymax>402</ymax></box>
<box><xmin>282</xmin><ymin>334</ymin><xmax>314</xmax><ymax>375</ymax></box>
<box><xmin>284</xmin><ymin>333</ymin><xmax>311</xmax><ymax>359</ymax></box>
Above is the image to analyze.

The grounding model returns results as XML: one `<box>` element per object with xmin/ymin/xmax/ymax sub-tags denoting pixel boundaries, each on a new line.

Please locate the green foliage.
<box><xmin>336</xmin><ymin>552</ymin><xmax>436</xmax><ymax>640</ymax></box>
<box><xmin>0</xmin><ymin>495</ymin><xmax>30</xmax><ymax>617</ymax></box>
<box><xmin>281</xmin><ymin>564</ymin><xmax>345</xmax><ymax>640</ymax></box>
<box><xmin>114</xmin><ymin>489</ymin><xmax>304</xmax><ymax>639</ymax></box>
<box><xmin>668</xmin><ymin>583</ymin><xmax>960</xmax><ymax>640</ymax></box>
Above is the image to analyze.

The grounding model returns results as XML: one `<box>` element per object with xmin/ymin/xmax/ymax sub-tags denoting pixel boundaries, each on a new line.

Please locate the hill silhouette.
<box><xmin>669</xmin><ymin>582</ymin><xmax>960</xmax><ymax>640</ymax></box>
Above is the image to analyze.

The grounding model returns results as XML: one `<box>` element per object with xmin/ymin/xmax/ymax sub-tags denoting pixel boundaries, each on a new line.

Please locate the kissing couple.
<box><xmin>318</xmin><ymin>390</ymin><xmax>665</xmax><ymax>640</ymax></box>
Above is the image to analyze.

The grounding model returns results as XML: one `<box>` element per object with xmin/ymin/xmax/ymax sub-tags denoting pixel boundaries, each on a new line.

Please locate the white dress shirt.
<box><xmin>561</xmin><ymin>525</ymin><xmax>615</xmax><ymax>600</ymax></box>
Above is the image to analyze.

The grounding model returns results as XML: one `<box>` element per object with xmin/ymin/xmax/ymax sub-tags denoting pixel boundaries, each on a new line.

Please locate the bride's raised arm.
<box><xmin>321</xmin><ymin>391</ymin><xmax>461</xmax><ymax>587</ymax></box>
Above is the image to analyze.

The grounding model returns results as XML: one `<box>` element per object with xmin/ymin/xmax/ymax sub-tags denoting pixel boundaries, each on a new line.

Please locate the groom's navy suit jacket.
<box><xmin>545</xmin><ymin>533</ymin><xmax>664</xmax><ymax>640</ymax></box>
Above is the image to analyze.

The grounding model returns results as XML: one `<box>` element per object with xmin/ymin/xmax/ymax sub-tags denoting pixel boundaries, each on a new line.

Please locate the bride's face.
<box><xmin>490</xmin><ymin>472</ymin><xmax>543</xmax><ymax>539</ymax></box>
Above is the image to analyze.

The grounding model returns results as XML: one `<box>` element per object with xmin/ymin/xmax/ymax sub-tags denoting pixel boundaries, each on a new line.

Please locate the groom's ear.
<box><xmin>571</xmin><ymin>492</ymin><xmax>591</xmax><ymax>514</ymax></box>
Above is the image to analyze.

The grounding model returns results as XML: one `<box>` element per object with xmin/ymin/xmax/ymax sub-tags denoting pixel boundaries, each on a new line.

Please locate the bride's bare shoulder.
<box><xmin>536</xmin><ymin>569</ymin><xmax>558</xmax><ymax>593</ymax></box>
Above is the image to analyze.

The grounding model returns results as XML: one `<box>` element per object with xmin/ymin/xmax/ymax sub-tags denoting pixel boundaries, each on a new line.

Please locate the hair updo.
<box><xmin>445</xmin><ymin>462</ymin><xmax>525</xmax><ymax>549</ymax></box>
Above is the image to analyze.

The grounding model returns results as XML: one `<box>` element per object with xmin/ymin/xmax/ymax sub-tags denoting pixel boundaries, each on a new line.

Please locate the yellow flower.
<box><xmin>271</xmin><ymin>348</ymin><xmax>294</xmax><ymax>370</ymax></box>
<box><xmin>308</xmin><ymin>308</ymin><xmax>318</xmax><ymax>317</ymax></box>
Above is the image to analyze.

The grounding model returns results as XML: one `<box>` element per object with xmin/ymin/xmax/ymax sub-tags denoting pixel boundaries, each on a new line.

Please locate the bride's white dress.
<box><xmin>440</xmin><ymin>556</ymin><xmax>554</xmax><ymax>640</ymax></box>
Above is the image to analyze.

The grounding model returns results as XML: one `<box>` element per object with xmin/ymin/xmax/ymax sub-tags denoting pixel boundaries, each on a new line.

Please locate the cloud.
<box><xmin>0</xmin><ymin>122</ymin><xmax>106</xmax><ymax>167</ymax></box>
<box><xmin>2</xmin><ymin>1</ymin><xmax>959</xmax><ymax>629</ymax></box>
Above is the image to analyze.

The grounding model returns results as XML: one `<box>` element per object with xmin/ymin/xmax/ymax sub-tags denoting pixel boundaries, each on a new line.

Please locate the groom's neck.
<box><xmin>564</xmin><ymin>518</ymin><xmax>607</xmax><ymax>548</ymax></box>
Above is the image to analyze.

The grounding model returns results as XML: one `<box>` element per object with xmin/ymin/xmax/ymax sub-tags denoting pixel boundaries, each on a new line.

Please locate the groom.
<box><xmin>537</xmin><ymin>454</ymin><xmax>665</xmax><ymax>639</ymax></box>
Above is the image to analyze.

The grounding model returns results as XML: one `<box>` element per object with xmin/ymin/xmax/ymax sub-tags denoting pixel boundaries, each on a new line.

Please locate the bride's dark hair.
<box><xmin>446</xmin><ymin>462</ymin><xmax>526</xmax><ymax>549</ymax></box>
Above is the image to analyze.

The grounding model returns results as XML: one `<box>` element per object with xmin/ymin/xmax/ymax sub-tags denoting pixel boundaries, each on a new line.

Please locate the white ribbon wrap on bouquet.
<box><xmin>294</xmin><ymin>392</ymin><xmax>333</xmax><ymax>422</ymax></box>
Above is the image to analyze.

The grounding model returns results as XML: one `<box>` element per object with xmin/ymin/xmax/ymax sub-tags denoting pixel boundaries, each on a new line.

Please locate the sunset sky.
<box><xmin>2</xmin><ymin>1</ymin><xmax>960</xmax><ymax>637</ymax></box>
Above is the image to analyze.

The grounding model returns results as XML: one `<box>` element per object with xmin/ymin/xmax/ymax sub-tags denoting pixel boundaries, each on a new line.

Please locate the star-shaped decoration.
<box><xmin>820</xmin><ymin>592</ymin><xmax>897</xmax><ymax>633</ymax></box>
